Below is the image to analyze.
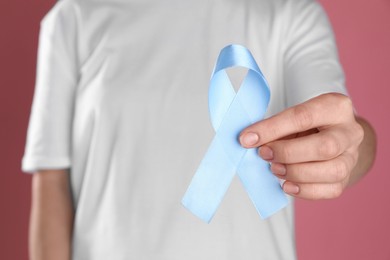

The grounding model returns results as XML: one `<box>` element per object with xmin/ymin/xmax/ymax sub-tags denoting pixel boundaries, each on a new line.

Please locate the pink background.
<box><xmin>1</xmin><ymin>0</ymin><xmax>389</xmax><ymax>259</ymax></box>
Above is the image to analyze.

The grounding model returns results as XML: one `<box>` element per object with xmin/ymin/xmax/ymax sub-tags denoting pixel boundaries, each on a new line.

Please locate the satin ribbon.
<box><xmin>182</xmin><ymin>44</ymin><xmax>288</xmax><ymax>223</ymax></box>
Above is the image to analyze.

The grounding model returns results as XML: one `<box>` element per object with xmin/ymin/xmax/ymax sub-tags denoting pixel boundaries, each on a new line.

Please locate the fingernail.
<box><xmin>283</xmin><ymin>182</ymin><xmax>300</xmax><ymax>194</ymax></box>
<box><xmin>271</xmin><ymin>163</ymin><xmax>286</xmax><ymax>176</ymax></box>
<box><xmin>240</xmin><ymin>132</ymin><xmax>259</xmax><ymax>147</ymax></box>
<box><xmin>259</xmin><ymin>146</ymin><xmax>273</xmax><ymax>160</ymax></box>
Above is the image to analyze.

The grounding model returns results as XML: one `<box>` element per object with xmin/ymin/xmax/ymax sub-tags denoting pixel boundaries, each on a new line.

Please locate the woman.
<box><xmin>23</xmin><ymin>0</ymin><xmax>376</xmax><ymax>259</ymax></box>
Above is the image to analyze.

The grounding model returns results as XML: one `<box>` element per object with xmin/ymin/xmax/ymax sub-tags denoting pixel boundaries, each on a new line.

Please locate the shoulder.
<box><xmin>39</xmin><ymin>0</ymin><xmax>83</xmax><ymax>36</ymax></box>
<box><xmin>41</xmin><ymin>0</ymin><xmax>80</xmax><ymax>23</ymax></box>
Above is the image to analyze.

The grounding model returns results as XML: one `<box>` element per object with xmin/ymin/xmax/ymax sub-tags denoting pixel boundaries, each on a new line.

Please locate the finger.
<box><xmin>279</xmin><ymin>128</ymin><xmax>319</xmax><ymax>141</ymax></box>
<box><xmin>239</xmin><ymin>93</ymin><xmax>353</xmax><ymax>148</ymax></box>
<box><xmin>282</xmin><ymin>181</ymin><xmax>347</xmax><ymax>200</ymax></box>
<box><xmin>260</xmin><ymin>126</ymin><xmax>352</xmax><ymax>164</ymax></box>
<box><xmin>270</xmin><ymin>153</ymin><xmax>356</xmax><ymax>184</ymax></box>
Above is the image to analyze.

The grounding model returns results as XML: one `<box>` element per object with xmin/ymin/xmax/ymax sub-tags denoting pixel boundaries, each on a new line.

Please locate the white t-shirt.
<box><xmin>23</xmin><ymin>0</ymin><xmax>347</xmax><ymax>259</ymax></box>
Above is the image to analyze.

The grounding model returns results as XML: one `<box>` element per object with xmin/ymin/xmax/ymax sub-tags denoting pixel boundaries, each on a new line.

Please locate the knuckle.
<box><xmin>354</xmin><ymin>123</ymin><xmax>365</xmax><ymax>144</ymax></box>
<box><xmin>332</xmin><ymin>161</ymin><xmax>349</xmax><ymax>182</ymax></box>
<box><xmin>292</xmin><ymin>105</ymin><xmax>314</xmax><ymax>130</ymax></box>
<box><xmin>332</xmin><ymin>94</ymin><xmax>353</xmax><ymax>113</ymax></box>
<box><xmin>342</xmin><ymin>97</ymin><xmax>353</xmax><ymax>112</ymax></box>
<box><xmin>338</xmin><ymin>98</ymin><xmax>354</xmax><ymax>119</ymax></box>
<box><xmin>319</xmin><ymin>135</ymin><xmax>341</xmax><ymax>159</ymax></box>
<box><xmin>350</xmin><ymin>152</ymin><xmax>359</xmax><ymax>166</ymax></box>
<box><xmin>329</xmin><ymin>183</ymin><xmax>344</xmax><ymax>199</ymax></box>
<box><xmin>337</xmin><ymin>94</ymin><xmax>353</xmax><ymax>107</ymax></box>
<box><xmin>322</xmin><ymin>93</ymin><xmax>354</xmax><ymax>119</ymax></box>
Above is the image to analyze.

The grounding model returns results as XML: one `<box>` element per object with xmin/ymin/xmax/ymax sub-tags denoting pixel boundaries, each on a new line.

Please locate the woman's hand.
<box><xmin>239</xmin><ymin>93</ymin><xmax>375</xmax><ymax>200</ymax></box>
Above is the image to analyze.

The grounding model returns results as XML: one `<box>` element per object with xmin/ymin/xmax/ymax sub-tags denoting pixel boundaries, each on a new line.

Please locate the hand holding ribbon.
<box><xmin>182</xmin><ymin>44</ymin><xmax>288</xmax><ymax>223</ymax></box>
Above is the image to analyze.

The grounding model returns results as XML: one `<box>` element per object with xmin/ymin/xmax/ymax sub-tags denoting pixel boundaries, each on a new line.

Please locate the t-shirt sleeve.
<box><xmin>283</xmin><ymin>0</ymin><xmax>348</xmax><ymax>107</ymax></box>
<box><xmin>22</xmin><ymin>1</ymin><xmax>79</xmax><ymax>173</ymax></box>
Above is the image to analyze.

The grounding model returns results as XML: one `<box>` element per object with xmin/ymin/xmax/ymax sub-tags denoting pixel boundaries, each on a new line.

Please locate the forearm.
<box><xmin>29</xmin><ymin>170</ymin><xmax>74</xmax><ymax>260</ymax></box>
<box><xmin>348</xmin><ymin>116</ymin><xmax>377</xmax><ymax>186</ymax></box>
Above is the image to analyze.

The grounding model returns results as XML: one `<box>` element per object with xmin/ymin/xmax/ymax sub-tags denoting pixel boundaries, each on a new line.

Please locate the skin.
<box><xmin>239</xmin><ymin>93</ymin><xmax>376</xmax><ymax>199</ymax></box>
<box><xmin>30</xmin><ymin>93</ymin><xmax>376</xmax><ymax>259</ymax></box>
<box><xmin>30</xmin><ymin>170</ymin><xmax>73</xmax><ymax>260</ymax></box>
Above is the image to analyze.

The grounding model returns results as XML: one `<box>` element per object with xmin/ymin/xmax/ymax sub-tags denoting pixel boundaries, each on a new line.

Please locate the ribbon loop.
<box><xmin>182</xmin><ymin>44</ymin><xmax>288</xmax><ymax>223</ymax></box>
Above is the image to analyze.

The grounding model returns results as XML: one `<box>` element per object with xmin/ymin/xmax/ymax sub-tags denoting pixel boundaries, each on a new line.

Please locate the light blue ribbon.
<box><xmin>182</xmin><ymin>44</ymin><xmax>288</xmax><ymax>223</ymax></box>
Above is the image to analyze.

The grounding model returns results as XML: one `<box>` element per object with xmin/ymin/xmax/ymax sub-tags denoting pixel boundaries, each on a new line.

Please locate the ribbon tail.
<box><xmin>181</xmin><ymin>135</ymin><xmax>241</xmax><ymax>223</ymax></box>
<box><xmin>237</xmin><ymin>149</ymin><xmax>288</xmax><ymax>218</ymax></box>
